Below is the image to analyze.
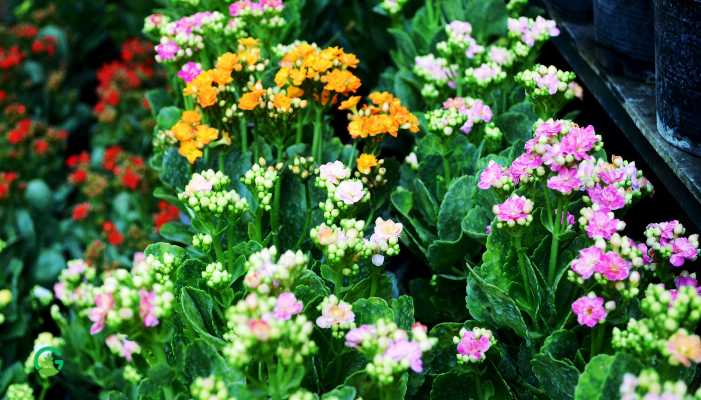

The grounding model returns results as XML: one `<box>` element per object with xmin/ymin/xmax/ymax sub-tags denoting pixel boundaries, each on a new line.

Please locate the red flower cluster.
<box><xmin>102</xmin><ymin>146</ymin><xmax>146</xmax><ymax>191</ymax></box>
<box><xmin>0</xmin><ymin>171</ymin><xmax>19</xmax><ymax>199</ymax></box>
<box><xmin>0</xmin><ymin>46</ymin><xmax>23</xmax><ymax>70</ymax></box>
<box><xmin>102</xmin><ymin>221</ymin><xmax>124</xmax><ymax>246</ymax></box>
<box><xmin>94</xmin><ymin>39</ymin><xmax>154</xmax><ymax>121</ymax></box>
<box><xmin>30</xmin><ymin>36</ymin><xmax>56</xmax><ymax>56</ymax></box>
<box><xmin>2</xmin><ymin>116</ymin><xmax>67</xmax><ymax>159</ymax></box>
<box><xmin>153</xmin><ymin>201</ymin><xmax>180</xmax><ymax>232</ymax></box>
<box><xmin>66</xmin><ymin>152</ymin><xmax>90</xmax><ymax>184</ymax></box>
<box><xmin>72</xmin><ymin>202</ymin><xmax>91</xmax><ymax>221</ymax></box>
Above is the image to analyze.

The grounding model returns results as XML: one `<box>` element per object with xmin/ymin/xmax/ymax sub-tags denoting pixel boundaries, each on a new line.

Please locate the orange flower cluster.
<box><xmin>184</xmin><ymin>38</ymin><xmax>262</xmax><ymax>108</ymax></box>
<box><xmin>238</xmin><ymin>81</ymin><xmax>306</xmax><ymax>115</ymax></box>
<box><xmin>170</xmin><ymin>110</ymin><xmax>219</xmax><ymax>163</ymax></box>
<box><xmin>274</xmin><ymin>42</ymin><xmax>361</xmax><ymax>102</ymax></box>
<box><xmin>345</xmin><ymin>92</ymin><xmax>420</xmax><ymax>139</ymax></box>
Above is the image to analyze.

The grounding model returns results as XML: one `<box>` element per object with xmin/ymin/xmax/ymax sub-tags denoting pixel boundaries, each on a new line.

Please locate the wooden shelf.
<box><xmin>548</xmin><ymin>17</ymin><xmax>701</xmax><ymax>230</ymax></box>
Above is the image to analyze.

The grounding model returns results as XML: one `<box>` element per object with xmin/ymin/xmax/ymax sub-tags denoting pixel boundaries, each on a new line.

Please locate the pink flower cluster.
<box><xmin>155</xmin><ymin>40</ymin><xmax>180</xmax><ymax>62</ymax></box>
<box><xmin>445</xmin><ymin>21</ymin><xmax>483</xmax><ymax>58</ymax></box>
<box><xmin>508</xmin><ymin>16</ymin><xmax>560</xmax><ymax>47</ymax></box>
<box><xmin>442</xmin><ymin>97</ymin><xmax>493</xmax><ymax>134</ymax></box>
<box><xmin>493</xmin><ymin>194</ymin><xmax>534</xmax><ymax>226</ymax></box>
<box><xmin>229</xmin><ymin>0</ymin><xmax>284</xmax><ymax>17</ymax></box>
<box><xmin>177</xmin><ymin>61</ymin><xmax>203</xmax><ymax>83</ymax></box>
<box><xmin>571</xmin><ymin>246</ymin><xmax>632</xmax><ymax>281</ymax></box>
<box><xmin>455</xmin><ymin>327</ymin><xmax>494</xmax><ymax>363</ymax></box>
<box><xmin>105</xmin><ymin>334</ymin><xmax>141</xmax><ymax>362</ymax></box>
<box><xmin>414</xmin><ymin>54</ymin><xmax>454</xmax><ymax>84</ymax></box>
<box><xmin>572</xmin><ymin>294</ymin><xmax>608</xmax><ymax>328</ymax></box>
<box><xmin>645</xmin><ymin>221</ymin><xmax>700</xmax><ymax>267</ymax></box>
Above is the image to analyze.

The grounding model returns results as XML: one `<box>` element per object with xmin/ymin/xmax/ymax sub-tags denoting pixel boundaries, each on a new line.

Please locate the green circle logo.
<box><xmin>33</xmin><ymin>346</ymin><xmax>63</xmax><ymax>378</ymax></box>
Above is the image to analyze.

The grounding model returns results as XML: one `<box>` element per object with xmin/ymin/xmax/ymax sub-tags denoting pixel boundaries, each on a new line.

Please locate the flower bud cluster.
<box><xmin>613</xmin><ymin>285</ymin><xmax>701</xmax><ymax>366</ymax></box>
<box><xmin>454</xmin><ymin>327</ymin><xmax>495</xmax><ymax>363</ymax></box>
<box><xmin>288</xmin><ymin>155</ymin><xmax>315</xmax><ymax>180</ymax></box>
<box><xmin>316</xmin><ymin>295</ymin><xmax>355</xmax><ymax>337</ymax></box>
<box><xmin>379</xmin><ymin>0</ymin><xmax>408</xmax><ymax>15</ymax></box>
<box><xmin>192</xmin><ymin>233</ymin><xmax>213</xmax><ymax>250</ymax></box>
<box><xmin>242</xmin><ymin>158</ymin><xmax>281</xmax><ymax>211</ymax></box>
<box><xmin>486</xmin><ymin>45</ymin><xmax>516</xmax><ymax>67</ymax></box>
<box><xmin>436</xmin><ymin>21</ymin><xmax>484</xmax><ymax>61</ymax></box>
<box><xmin>53</xmin><ymin>259</ymin><xmax>97</xmax><ymax>307</ymax></box>
<box><xmin>426</xmin><ymin>97</ymin><xmax>493</xmax><ymax>136</ymax></box>
<box><xmin>191</xmin><ymin>374</ymin><xmax>233</xmax><ymax>400</ymax></box>
<box><xmin>345</xmin><ymin>320</ymin><xmax>436</xmax><ymax>384</ymax></box>
<box><xmin>464</xmin><ymin>63</ymin><xmax>506</xmax><ymax>88</ymax></box>
<box><xmin>354</xmin><ymin>154</ymin><xmax>387</xmax><ymax>189</ymax></box>
<box><xmin>151</xmin><ymin>12</ymin><xmax>227</xmax><ymax>63</ymax></box>
<box><xmin>620</xmin><ymin>369</ymin><xmax>701</xmax><ymax>400</ymax></box>
<box><xmin>203</xmin><ymin>261</ymin><xmax>233</xmax><ymax>289</ymax></box>
<box><xmin>244</xmin><ymin>246</ymin><xmax>308</xmax><ymax>294</ymax></box>
<box><xmin>179</xmin><ymin>170</ymin><xmax>248</xmax><ymax>217</ymax></box>
<box><xmin>222</xmin><ymin>292</ymin><xmax>316</xmax><ymax>368</ymax></box>
<box><xmin>105</xmin><ymin>333</ymin><xmax>141</xmax><ymax>362</ymax></box>
<box><xmin>413</xmin><ymin>54</ymin><xmax>455</xmax><ymax>89</ymax></box>
<box><xmin>123</xmin><ymin>365</ymin><xmax>143</xmax><ymax>384</ymax></box>
<box><xmin>316</xmin><ymin>162</ymin><xmax>370</xmax><ymax>222</ymax></box>
<box><xmin>516</xmin><ymin>65</ymin><xmax>577</xmax><ymax>98</ymax></box>
<box><xmin>507</xmin><ymin>16</ymin><xmax>559</xmax><ymax>49</ymax></box>
<box><xmin>645</xmin><ymin>220</ymin><xmax>700</xmax><ymax>268</ymax></box>
<box><xmin>5</xmin><ymin>384</ymin><xmax>34</xmax><ymax>400</ymax></box>
<box><xmin>0</xmin><ymin>288</ymin><xmax>12</xmax><ymax>325</ymax></box>
<box><xmin>24</xmin><ymin>331</ymin><xmax>63</xmax><ymax>375</ymax></box>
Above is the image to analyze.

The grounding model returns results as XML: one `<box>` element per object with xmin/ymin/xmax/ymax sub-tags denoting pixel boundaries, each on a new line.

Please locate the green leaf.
<box><xmin>352</xmin><ymin>297</ymin><xmax>394</xmax><ymax>325</ymax></box>
<box><xmin>294</xmin><ymin>270</ymin><xmax>329</xmax><ymax>310</ymax></box>
<box><xmin>156</xmin><ymin>106</ymin><xmax>181</xmax><ymax>130</ymax></box>
<box><xmin>462</xmin><ymin>0</ymin><xmax>508</xmax><ymax>42</ymax></box>
<box><xmin>430</xmin><ymin>371</ymin><xmax>495</xmax><ymax>400</ymax></box>
<box><xmin>532</xmin><ymin>354</ymin><xmax>580</xmax><ymax>400</ymax></box>
<box><xmin>278</xmin><ymin>174</ymin><xmax>308</xmax><ymax>249</ymax></box>
<box><xmin>160</xmin><ymin>148</ymin><xmax>190</xmax><ymax>189</ymax></box>
<box><xmin>391</xmin><ymin>296</ymin><xmax>415</xmax><ymax>330</ymax></box>
<box><xmin>322</xmin><ymin>385</ymin><xmax>357</xmax><ymax>400</ymax></box>
<box><xmin>159</xmin><ymin>222</ymin><xmax>192</xmax><ymax>245</ymax></box>
<box><xmin>180</xmin><ymin>287</ymin><xmax>225</xmax><ymax>348</ymax></box>
<box><xmin>145</xmin><ymin>242</ymin><xmax>186</xmax><ymax>260</ymax></box>
<box><xmin>344</xmin><ymin>273</ymin><xmax>393</xmax><ymax>303</ymax></box>
<box><xmin>466</xmin><ymin>269</ymin><xmax>528</xmax><ymax>338</ymax></box>
<box><xmin>425</xmin><ymin>322</ymin><xmax>462</xmax><ymax>375</ymax></box>
<box><xmin>574</xmin><ymin>353</ymin><xmax>643</xmax><ymax>400</ymax></box>
<box><xmin>541</xmin><ymin>330</ymin><xmax>579</xmax><ymax>361</ymax></box>
<box><xmin>345</xmin><ymin>370</ymin><xmax>408</xmax><ymax>400</ymax></box>
<box><xmin>438</xmin><ymin>176</ymin><xmax>475</xmax><ymax>241</ymax></box>
<box><xmin>391</xmin><ymin>187</ymin><xmax>414</xmax><ymax>216</ymax></box>
<box><xmin>24</xmin><ymin>179</ymin><xmax>52</xmax><ymax>210</ymax></box>
<box><xmin>145</xmin><ymin>89</ymin><xmax>172</xmax><ymax>118</ymax></box>
<box><xmin>461</xmin><ymin>206</ymin><xmax>492</xmax><ymax>241</ymax></box>
<box><xmin>495</xmin><ymin>111</ymin><xmax>535</xmax><ymax>144</ymax></box>
<box><xmin>33</xmin><ymin>247</ymin><xmax>66</xmax><ymax>284</ymax></box>
<box><xmin>414</xmin><ymin>179</ymin><xmax>439</xmax><ymax>224</ymax></box>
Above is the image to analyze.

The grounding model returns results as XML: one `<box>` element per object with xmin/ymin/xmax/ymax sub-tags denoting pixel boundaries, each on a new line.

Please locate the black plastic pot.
<box><xmin>545</xmin><ymin>0</ymin><xmax>593</xmax><ymax>23</ymax></box>
<box><xmin>655</xmin><ymin>0</ymin><xmax>701</xmax><ymax>155</ymax></box>
<box><xmin>594</xmin><ymin>0</ymin><xmax>654</xmax><ymax>78</ymax></box>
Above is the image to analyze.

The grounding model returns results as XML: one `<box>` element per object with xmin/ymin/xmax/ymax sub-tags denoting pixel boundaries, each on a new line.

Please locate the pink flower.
<box><xmin>595</xmin><ymin>251</ymin><xmax>631</xmax><ymax>281</ymax></box>
<box><xmin>89</xmin><ymin>292</ymin><xmax>114</xmax><ymax>335</ymax></box>
<box><xmin>248</xmin><ymin>319</ymin><xmax>272</xmax><ymax>341</ymax></box>
<box><xmin>588</xmin><ymin>185</ymin><xmax>625</xmax><ymax>211</ymax></box>
<box><xmin>666</xmin><ymin>330</ymin><xmax>701</xmax><ymax>367</ymax></box>
<box><xmin>571</xmin><ymin>295</ymin><xmax>607</xmax><ymax>328</ymax></box>
<box><xmin>139</xmin><ymin>289</ymin><xmax>159</xmax><ymax>327</ymax></box>
<box><xmin>155</xmin><ymin>40</ymin><xmax>179</xmax><ymax>61</ymax></box>
<box><xmin>571</xmin><ymin>246</ymin><xmax>604</xmax><ymax>279</ymax></box>
<box><xmin>585</xmin><ymin>210</ymin><xmax>621</xmax><ymax>240</ymax></box>
<box><xmin>371</xmin><ymin>218</ymin><xmax>403</xmax><ymax>243</ymax></box>
<box><xmin>479</xmin><ymin>160</ymin><xmax>508</xmax><ymax>190</ymax></box>
<box><xmin>177</xmin><ymin>61</ymin><xmax>202</xmax><ymax>83</ymax></box>
<box><xmin>456</xmin><ymin>329</ymin><xmax>492</xmax><ymax>362</ymax></box>
<box><xmin>106</xmin><ymin>334</ymin><xmax>141</xmax><ymax>362</ymax></box>
<box><xmin>560</xmin><ymin>125</ymin><xmax>598</xmax><ymax>160</ymax></box>
<box><xmin>345</xmin><ymin>324</ymin><xmax>375</xmax><ymax>348</ymax></box>
<box><xmin>319</xmin><ymin>161</ymin><xmax>350</xmax><ymax>185</ymax></box>
<box><xmin>472</xmin><ymin>64</ymin><xmax>500</xmax><ymax>81</ymax></box>
<box><xmin>335</xmin><ymin>180</ymin><xmax>365</xmax><ymax>205</ymax></box>
<box><xmin>493</xmin><ymin>195</ymin><xmax>533</xmax><ymax>224</ymax></box>
<box><xmin>273</xmin><ymin>292</ymin><xmax>303</xmax><ymax>320</ymax></box>
<box><xmin>509</xmin><ymin>153</ymin><xmax>543</xmax><ymax>183</ymax></box>
<box><xmin>670</xmin><ymin>237</ymin><xmax>699</xmax><ymax>267</ymax></box>
<box><xmin>547</xmin><ymin>167</ymin><xmax>581</xmax><ymax>194</ymax></box>
<box><xmin>534</xmin><ymin>72</ymin><xmax>561</xmax><ymax>95</ymax></box>
<box><xmin>384</xmin><ymin>339</ymin><xmax>424</xmax><ymax>373</ymax></box>
<box><xmin>316</xmin><ymin>295</ymin><xmax>354</xmax><ymax>329</ymax></box>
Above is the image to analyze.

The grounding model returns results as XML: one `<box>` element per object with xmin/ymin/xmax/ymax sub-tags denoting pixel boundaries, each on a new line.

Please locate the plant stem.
<box><xmin>311</xmin><ymin>107</ymin><xmax>323</xmax><ymax>161</ymax></box>
<box><xmin>239</xmin><ymin>117</ymin><xmax>248</xmax><ymax>153</ymax></box>
<box><xmin>370</xmin><ymin>269</ymin><xmax>379</xmax><ymax>298</ymax></box>
<box><xmin>547</xmin><ymin>199</ymin><xmax>562</xmax><ymax>286</ymax></box>
<box><xmin>514</xmin><ymin>234</ymin><xmax>532</xmax><ymax>309</ymax></box>
<box><xmin>442</xmin><ymin>156</ymin><xmax>452</xmax><ymax>187</ymax></box>
<box><xmin>295</xmin><ymin>114</ymin><xmax>303</xmax><ymax>144</ymax></box>
<box><xmin>270</xmin><ymin>146</ymin><xmax>283</xmax><ymax>246</ymax></box>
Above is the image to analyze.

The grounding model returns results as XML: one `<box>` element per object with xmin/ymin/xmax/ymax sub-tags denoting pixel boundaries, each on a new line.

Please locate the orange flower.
<box><xmin>181</xmin><ymin>110</ymin><xmax>201</xmax><ymax>125</ymax></box>
<box><xmin>216</xmin><ymin>52</ymin><xmax>242</xmax><ymax>72</ymax></box>
<box><xmin>171</xmin><ymin>121</ymin><xmax>196</xmax><ymax>142</ymax></box>
<box><xmin>273</xmin><ymin>93</ymin><xmax>293</xmax><ymax>112</ymax></box>
<box><xmin>339</xmin><ymin>96</ymin><xmax>360</xmax><ymax>111</ymax></box>
<box><xmin>195</xmin><ymin>125</ymin><xmax>219</xmax><ymax>145</ymax></box>
<box><xmin>345</xmin><ymin>92</ymin><xmax>419</xmax><ymax>139</ymax></box>
<box><xmin>321</xmin><ymin>69</ymin><xmax>361</xmax><ymax>95</ymax></box>
<box><xmin>356</xmin><ymin>153</ymin><xmax>378</xmax><ymax>174</ymax></box>
<box><xmin>287</xmin><ymin>87</ymin><xmax>304</xmax><ymax>98</ymax></box>
<box><xmin>210</xmin><ymin>68</ymin><xmax>233</xmax><ymax>86</ymax></box>
<box><xmin>179</xmin><ymin>141</ymin><xmax>203</xmax><ymax>164</ymax></box>
<box><xmin>239</xmin><ymin>89</ymin><xmax>265</xmax><ymax>110</ymax></box>
<box><xmin>170</xmin><ymin>109</ymin><xmax>220</xmax><ymax>164</ymax></box>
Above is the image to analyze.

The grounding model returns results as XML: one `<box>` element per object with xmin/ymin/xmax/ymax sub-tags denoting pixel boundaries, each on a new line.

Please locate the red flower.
<box><xmin>153</xmin><ymin>201</ymin><xmax>180</xmax><ymax>232</ymax></box>
<box><xmin>103</xmin><ymin>146</ymin><xmax>122</xmax><ymax>172</ymax></box>
<box><xmin>0</xmin><ymin>90</ymin><xmax>6</xmax><ymax>102</ymax></box>
<box><xmin>67</xmin><ymin>152</ymin><xmax>90</xmax><ymax>167</ymax></box>
<box><xmin>31</xmin><ymin>39</ymin><xmax>45</xmax><ymax>54</ymax></box>
<box><xmin>13</xmin><ymin>24</ymin><xmax>38</xmax><ymax>38</ymax></box>
<box><xmin>72</xmin><ymin>202</ymin><xmax>91</xmax><ymax>220</ymax></box>
<box><xmin>0</xmin><ymin>172</ymin><xmax>19</xmax><ymax>199</ymax></box>
<box><xmin>69</xmin><ymin>169</ymin><xmax>87</xmax><ymax>184</ymax></box>
<box><xmin>120</xmin><ymin>167</ymin><xmax>141</xmax><ymax>190</ymax></box>
<box><xmin>103</xmin><ymin>88</ymin><xmax>120</xmax><ymax>106</ymax></box>
<box><xmin>0</xmin><ymin>46</ymin><xmax>23</xmax><ymax>69</ymax></box>
<box><xmin>33</xmin><ymin>139</ymin><xmax>49</xmax><ymax>155</ymax></box>
<box><xmin>7</xmin><ymin>119</ymin><xmax>32</xmax><ymax>144</ymax></box>
<box><xmin>102</xmin><ymin>221</ymin><xmax>124</xmax><ymax>246</ymax></box>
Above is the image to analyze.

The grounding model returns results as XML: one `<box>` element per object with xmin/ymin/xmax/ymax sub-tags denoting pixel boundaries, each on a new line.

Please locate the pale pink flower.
<box><xmin>316</xmin><ymin>296</ymin><xmax>354</xmax><ymax>329</ymax></box>
<box><xmin>572</xmin><ymin>295</ymin><xmax>607</xmax><ymax>328</ymax></box>
<box><xmin>89</xmin><ymin>292</ymin><xmax>115</xmax><ymax>335</ymax></box>
<box><xmin>139</xmin><ymin>289</ymin><xmax>159</xmax><ymax>327</ymax></box>
<box><xmin>667</xmin><ymin>330</ymin><xmax>701</xmax><ymax>367</ymax></box>
<box><xmin>335</xmin><ymin>180</ymin><xmax>364</xmax><ymax>205</ymax></box>
<box><xmin>670</xmin><ymin>237</ymin><xmax>699</xmax><ymax>267</ymax></box>
<box><xmin>534</xmin><ymin>72</ymin><xmax>561</xmax><ymax>95</ymax></box>
<box><xmin>248</xmin><ymin>319</ymin><xmax>272</xmax><ymax>341</ymax></box>
<box><xmin>345</xmin><ymin>324</ymin><xmax>375</xmax><ymax>348</ymax></box>
<box><xmin>372</xmin><ymin>218</ymin><xmax>403</xmax><ymax>243</ymax></box>
<box><xmin>319</xmin><ymin>161</ymin><xmax>350</xmax><ymax>185</ymax></box>
<box><xmin>106</xmin><ymin>334</ymin><xmax>141</xmax><ymax>362</ymax></box>
<box><xmin>185</xmin><ymin>174</ymin><xmax>213</xmax><ymax>194</ymax></box>
<box><xmin>571</xmin><ymin>246</ymin><xmax>604</xmax><ymax>279</ymax></box>
<box><xmin>273</xmin><ymin>292</ymin><xmax>303</xmax><ymax>321</ymax></box>
<box><xmin>384</xmin><ymin>339</ymin><xmax>424</xmax><ymax>373</ymax></box>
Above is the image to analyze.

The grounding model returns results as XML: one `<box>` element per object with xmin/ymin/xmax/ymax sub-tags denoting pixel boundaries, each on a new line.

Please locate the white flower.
<box><xmin>316</xmin><ymin>295</ymin><xmax>355</xmax><ymax>329</ymax></box>
<box><xmin>319</xmin><ymin>161</ymin><xmax>351</xmax><ymax>185</ymax></box>
<box><xmin>372</xmin><ymin>254</ymin><xmax>385</xmax><ymax>266</ymax></box>
<box><xmin>373</xmin><ymin>218</ymin><xmax>403</xmax><ymax>242</ymax></box>
<box><xmin>335</xmin><ymin>180</ymin><xmax>365</xmax><ymax>205</ymax></box>
<box><xmin>185</xmin><ymin>174</ymin><xmax>213</xmax><ymax>194</ymax></box>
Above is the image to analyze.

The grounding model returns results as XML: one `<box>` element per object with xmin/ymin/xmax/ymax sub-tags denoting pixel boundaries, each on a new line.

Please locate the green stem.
<box><xmin>295</xmin><ymin>114</ymin><xmax>303</xmax><ymax>144</ymax></box>
<box><xmin>514</xmin><ymin>234</ymin><xmax>533</xmax><ymax>310</ymax></box>
<box><xmin>270</xmin><ymin>146</ymin><xmax>284</xmax><ymax>246</ymax></box>
<box><xmin>239</xmin><ymin>117</ymin><xmax>248</xmax><ymax>153</ymax></box>
<box><xmin>254</xmin><ymin>209</ymin><xmax>263</xmax><ymax>243</ymax></box>
<box><xmin>547</xmin><ymin>199</ymin><xmax>563</xmax><ymax>286</ymax></box>
<box><xmin>442</xmin><ymin>156</ymin><xmax>452</xmax><ymax>187</ymax></box>
<box><xmin>311</xmin><ymin>107</ymin><xmax>323</xmax><ymax>161</ymax></box>
<box><xmin>590</xmin><ymin>324</ymin><xmax>605</xmax><ymax>358</ymax></box>
<box><xmin>369</xmin><ymin>269</ymin><xmax>379</xmax><ymax>298</ymax></box>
